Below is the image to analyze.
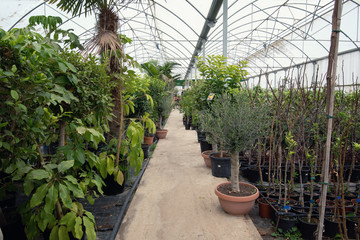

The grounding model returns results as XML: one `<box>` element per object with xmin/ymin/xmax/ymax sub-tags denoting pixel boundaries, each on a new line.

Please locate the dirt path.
<box><xmin>117</xmin><ymin>109</ymin><xmax>262</xmax><ymax>240</ymax></box>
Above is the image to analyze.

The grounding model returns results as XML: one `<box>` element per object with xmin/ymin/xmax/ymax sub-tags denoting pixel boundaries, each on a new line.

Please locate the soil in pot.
<box><xmin>201</xmin><ymin>150</ymin><xmax>212</xmax><ymax>168</ymax></box>
<box><xmin>297</xmin><ymin>217</ymin><xmax>318</xmax><ymax>240</ymax></box>
<box><xmin>215</xmin><ymin>182</ymin><xmax>259</xmax><ymax>215</ymax></box>
<box><xmin>210</xmin><ymin>153</ymin><xmax>230</xmax><ymax>178</ymax></box>
<box><xmin>199</xmin><ymin>139</ymin><xmax>212</xmax><ymax>153</ymax></box>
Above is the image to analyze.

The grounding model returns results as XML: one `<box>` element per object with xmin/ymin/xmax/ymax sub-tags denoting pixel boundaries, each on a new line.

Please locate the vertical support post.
<box><xmin>223</xmin><ymin>0</ymin><xmax>228</xmax><ymax>60</ymax></box>
<box><xmin>312</xmin><ymin>61</ymin><xmax>317</xmax><ymax>84</ymax></box>
<box><xmin>274</xmin><ymin>71</ymin><xmax>277</xmax><ymax>89</ymax></box>
<box><xmin>316</xmin><ymin>0</ymin><xmax>343</xmax><ymax>239</ymax></box>
<box><xmin>203</xmin><ymin>42</ymin><xmax>206</xmax><ymax>60</ymax></box>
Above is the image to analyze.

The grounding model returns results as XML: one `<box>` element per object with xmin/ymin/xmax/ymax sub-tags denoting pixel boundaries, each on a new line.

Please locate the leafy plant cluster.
<box><xmin>0</xmin><ymin>15</ymin><xmax>160</xmax><ymax>239</ymax></box>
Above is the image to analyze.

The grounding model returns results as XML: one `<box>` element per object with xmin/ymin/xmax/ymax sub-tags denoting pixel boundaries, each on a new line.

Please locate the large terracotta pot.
<box><xmin>215</xmin><ymin>182</ymin><xmax>259</xmax><ymax>215</ymax></box>
<box><xmin>201</xmin><ymin>150</ymin><xmax>212</xmax><ymax>168</ymax></box>
<box><xmin>144</xmin><ymin>136</ymin><xmax>154</xmax><ymax>145</ymax></box>
<box><xmin>156</xmin><ymin>129</ymin><xmax>168</xmax><ymax>139</ymax></box>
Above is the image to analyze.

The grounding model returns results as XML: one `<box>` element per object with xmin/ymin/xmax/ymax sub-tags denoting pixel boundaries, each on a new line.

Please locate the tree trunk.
<box><xmin>230</xmin><ymin>150</ymin><xmax>240</xmax><ymax>192</ymax></box>
<box><xmin>109</xmin><ymin>86</ymin><xmax>122</xmax><ymax>139</ymax></box>
<box><xmin>59</xmin><ymin>121</ymin><xmax>66</xmax><ymax>147</ymax></box>
<box><xmin>317</xmin><ymin>1</ymin><xmax>343</xmax><ymax>238</ymax></box>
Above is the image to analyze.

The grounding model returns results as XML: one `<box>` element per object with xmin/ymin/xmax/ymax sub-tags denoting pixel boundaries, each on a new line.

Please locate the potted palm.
<box><xmin>207</xmin><ymin>93</ymin><xmax>270</xmax><ymax>215</ymax></box>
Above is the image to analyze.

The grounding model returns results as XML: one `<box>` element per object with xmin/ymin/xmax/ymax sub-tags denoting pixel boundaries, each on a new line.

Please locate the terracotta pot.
<box><xmin>201</xmin><ymin>150</ymin><xmax>212</xmax><ymax>168</ymax></box>
<box><xmin>258</xmin><ymin>198</ymin><xmax>274</xmax><ymax>218</ymax></box>
<box><xmin>215</xmin><ymin>182</ymin><xmax>259</xmax><ymax>215</ymax></box>
<box><xmin>144</xmin><ymin>136</ymin><xmax>154</xmax><ymax>146</ymax></box>
<box><xmin>156</xmin><ymin>129</ymin><xmax>168</xmax><ymax>139</ymax></box>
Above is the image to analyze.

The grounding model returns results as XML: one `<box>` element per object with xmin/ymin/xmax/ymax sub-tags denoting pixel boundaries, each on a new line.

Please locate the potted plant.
<box><xmin>205</xmin><ymin>93</ymin><xmax>270</xmax><ymax>215</ymax></box>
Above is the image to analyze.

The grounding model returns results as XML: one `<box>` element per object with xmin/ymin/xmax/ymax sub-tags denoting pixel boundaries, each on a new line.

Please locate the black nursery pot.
<box><xmin>102</xmin><ymin>174</ymin><xmax>126</xmax><ymax>195</ymax></box>
<box><xmin>199</xmin><ymin>139</ymin><xmax>212</xmax><ymax>153</ymax></box>
<box><xmin>297</xmin><ymin>217</ymin><xmax>318</xmax><ymax>240</ymax></box>
<box><xmin>141</xmin><ymin>144</ymin><xmax>150</xmax><ymax>159</ymax></box>
<box><xmin>276</xmin><ymin>212</ymin><xmax>298</xmax><ymax>232</ymax></box>
<box><xmin>196</xmin><ymin>130</ymin><xmax>206</xmax><ymax>143</ymax></box>
<box><xmin>346</xmin><ymin>217</ymin><xmax>359</xmax><ymax>239</ymax></box>
<box><xmin>324</xmin><ymin>217</ymin><xmax>341</xmax><ymax>238</ymax></box>
<box><xmin>245</xmin><ymin>166</ymin><xmax>260</xmax><ymax>183</ymax></box>
<box><xmin>209</xmin><ymin>153</ymin><xmax>231</xmax><ymax>178</ymax></box>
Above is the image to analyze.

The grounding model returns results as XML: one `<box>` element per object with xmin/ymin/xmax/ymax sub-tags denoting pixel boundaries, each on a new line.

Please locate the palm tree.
<box><xmin>48</xmin><ymin>0</ymin><xmax>150</xmax><ymax>165</ymax></box>
<box><xmin>141</xmin><ymin>60</ymin><xmax>180</xmax><ymax>83</ymax></box>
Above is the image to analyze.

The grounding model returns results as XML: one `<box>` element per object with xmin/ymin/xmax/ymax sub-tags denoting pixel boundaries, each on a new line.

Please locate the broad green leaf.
<box><xmin>87</xmin><ymin>195</ymin><xmax>95</xmax><ymax>205</ymax></box>
<box><xmin>49</xmin><ymin>225</ymin><xmax>59</xmax><ymax>240</ymax></box>
<box><xmin>58</xmin><ymin>160</ymin><xmax>74</xmax><ymax>173</ymax></box>
<box><xmin>84</xmin><ymin>211</ymin><xmax>95</xmax><ymax>223</ymax></box>
<box><xmin>76</xmin><ymin>126</ymin><xmax>86</xmax><ymax>135</ymax></box>
<box><xmin>44</xmin><ymin>185</ymin><xmax>58</xmax><ymax>213</ymax></box>
<box><xmin>59</xmin><ymin>183</ymin><xmax>72</xmax><ymax>209</ymax></box>
<box><xmin>58</xmin><ymin>225</ymin><xmax>70</xmax><ymax>240</ymax></box>
<box><xmin>106</xmin><ymin>156</ymin><xmax>114</xmax><ymax>175</ymax></box>
<box><xmin>23</xmin><ymin>179</ymin><xmax>34</xmax><ymax>196</ymax></box>
<box><xmin>64</xmin><ymin>175</ymin><xmax>77</xmax><ymax>185</ymax></box>
<box><xmin>116</xmin><ymin>170</ymin><xmax>124</xmax><ymax>185</ymax></box>
<box><xmin>64</xmin><ymin>180</ymin><xmax>84</xmax><ymax>198</ymax></box>
<box><xmin>99</xmin><ymin>154</ymin><xmax>107</xmax><ymax>179</ymax></box>
<box><xmin>27</xmin><ymin>169</ymin><xmax>50</xmax><ymax>180</ymax></box>
<box><xmin>74</xmin><ymin>149</ymin><xmax>85</xmax><ymax>164</ymax></box>
<box><xmin>59</xmin><ymin>211</ymin><xmax>76</xmax><ymax>228</ymax></box>
<box><xmin>58</xmin><ymin>62</ymin><xmax>68</xmax><ymax>73</ymax></box>
<box><xmin>30</xmin><ymin>183</ymin><xmax>49</xmax><ymax>208</ymax></box>
<box><xmin>83</xmin><ymin>216</ymin><xmax>96</xmax><ymax>240</ymax></box>
<box><xmin>74</xmin><ymin>217</ymin><xmax>83</xmax><ymax>239</ymax></box>
<box><xmin>38</xmin><ymin>209</ymin><xmax>55</xmax><ymax>232</ymax></box>
<box><xmin>10</xmin><ymin>90</ymin><xmax>19</xmax><ymax>101</ymax></box>
<box><xmin>0</xmin><ymin>122</ymin><xmax>8</xmax><ymax>128</ymax></box>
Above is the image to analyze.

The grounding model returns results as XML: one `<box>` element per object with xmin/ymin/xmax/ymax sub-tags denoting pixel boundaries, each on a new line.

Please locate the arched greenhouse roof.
<box><xmin>1</xmin><ymin>0</ymin><xmax>359</xmax><ymax>87</ymax></box>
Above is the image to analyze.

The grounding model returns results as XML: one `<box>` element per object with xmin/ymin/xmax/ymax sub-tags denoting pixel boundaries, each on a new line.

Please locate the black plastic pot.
<box><xmin>324</xmin><ymin>217</ymin><xmax>341</xmax><ymax>238</ymax></box>
<box><xmin>276</xmin><ymin>212</ymin><xmax>298</xmax><ymax>232</ymax></box>
<box><xmin>245</xmin><ymin>166</ymin><xmax>260</xmax><ymax>183</ymax></box>
<box><xmin>350</xmin><ymin>168</ymin><xmax>360</xmax><ymax>182</ymax></box>
<box><xmin>199</xmin><ymin>139</ymin><xmax>212</xmax><ymax>153</ymax></box>
<box><xmin>1</xmin><ymin>206</ymin><xmax>26</xmax><ymax>239</ymax></box>
<box><xmin>209</xmin><ymin>153</ymin><xmax>231</xmax><ymax>178</ymax></box>
<box><xmin>184</xmin><ymin>122</ymin><xmax>191</xmax><ymax>130</ymax></box>
<box><xmin>196</xmin><ymin>130</ymin><xmax>206</xmax><ymax>143</ymax></box>
<box><xmin>102</xmin><ymin>174</ymin><xmax>126</xmax><ymax>195</ymax></box>
<box><xmin>297</xmin><ymin>217</ymin><xmax>318</xmax><ymax>240</ymax></box>
<box><xmin>346</xmin><ymin>217</ymin><xmax>359</xmax><ymax>239</ymax></box>
<box><xmin>294</xmin><ymin>168</ymin><xmax>310</xmax><ymax>183</ymax></box>
<box><xmin>141</xmin><ymin>144</ymin><xmax>150</xmax><ymax>159</ymax></box>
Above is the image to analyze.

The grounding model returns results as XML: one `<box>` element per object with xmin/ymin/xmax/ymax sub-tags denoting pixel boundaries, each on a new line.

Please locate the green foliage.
<box><xmin>196</xmin><ymin>55</ymin><xmax>248</xmax><ymax>95</ymax></box>
<box><xmin>271</xmin><ymin>226</ymin><xmax>302</xmax><ymax>240</ymax></box>
<box><xmin>0</xmin><ymin>24</ymin><xmax>113</xmax><ymax>239</ymax></box>
<box><xmin>200</xmin><ymin>92</ymin><xmax>270</xmax><ymax>153</ymax></box>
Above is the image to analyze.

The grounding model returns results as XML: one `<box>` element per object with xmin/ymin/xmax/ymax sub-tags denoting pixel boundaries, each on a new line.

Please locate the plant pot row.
<box><xmin>257</xmin><ymin>197</ymin><xmax>360</xmax><ymax>239</ymax></box>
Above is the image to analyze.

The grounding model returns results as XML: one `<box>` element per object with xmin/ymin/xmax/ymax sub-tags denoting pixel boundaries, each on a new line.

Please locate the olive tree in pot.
<box><xmin>208</xmin><ymin>93</ymin><xmax>270</xmax><ymax>215</ymax></box>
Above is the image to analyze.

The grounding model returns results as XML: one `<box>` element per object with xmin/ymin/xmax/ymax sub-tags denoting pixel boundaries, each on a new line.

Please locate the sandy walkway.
<box><xmin>117</xmin><ymin>109</ymin><xmax>262</xmax><ymax>240</ymax></box>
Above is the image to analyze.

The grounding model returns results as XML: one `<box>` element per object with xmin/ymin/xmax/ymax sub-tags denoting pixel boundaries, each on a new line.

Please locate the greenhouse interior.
<box><xmin>1</xmin><ymin>0</ymin><xmax>360</xmax><ymax>239</ymax></box>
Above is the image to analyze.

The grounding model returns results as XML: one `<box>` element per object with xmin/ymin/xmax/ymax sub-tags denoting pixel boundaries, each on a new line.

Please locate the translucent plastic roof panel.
<box><xmin>2</xmin><ymin>0</ymin><xmax>359</xmax><ymax>81</ymax></box>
